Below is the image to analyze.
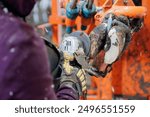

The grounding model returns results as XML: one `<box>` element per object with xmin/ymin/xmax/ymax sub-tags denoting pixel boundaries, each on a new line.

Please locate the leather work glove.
<box><xmin>59</xmin><ymin>52</ymin><xmax>87</xmax><ymax>99</ymax></box>
<box><xmin>104</xmin><ymin>15</ymin><xmax>132</xmax><ymax>64</ymax></box>
<box><xmin>88</xmin><ymin>15</ymin><xmax>132</xmax><ymax>77</ymax></box>
<box><xmin>112</xmin><ymin>15</ymin><xmax>131</xmax><ymax>50</ymax></box>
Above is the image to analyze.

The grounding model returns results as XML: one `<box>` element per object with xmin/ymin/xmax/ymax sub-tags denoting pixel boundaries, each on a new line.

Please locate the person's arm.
<box><xmin>0</xmin><ymin>21</ymin><xmax>57</xmax><ymax>99</ymax></box>
<box><xmin>0</xmin><ymin>18</ymin><xmax>83</xmax><ymax>100</ymax></box>
<box><xmin>56</xmin><ymin>52</ymin><xmax>87</xmax><ymax>100</ymax></box>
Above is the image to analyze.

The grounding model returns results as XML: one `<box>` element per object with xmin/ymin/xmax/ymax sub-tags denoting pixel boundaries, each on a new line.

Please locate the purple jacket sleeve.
<box><xmin>0</xmin><ymin>13</ymin><xmax>78</xmax><ymax>100</ymax></box>
<box><xmin>56</xmin><ymin>86</ymin><xmax>79</xmax><ymax>100</ymax></box>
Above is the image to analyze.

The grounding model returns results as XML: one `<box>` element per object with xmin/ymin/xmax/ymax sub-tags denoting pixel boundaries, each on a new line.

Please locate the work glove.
<box><xmin>89</xmin><ymin>15</ymin><xmax>132</xmax><ymax>77</ymax></box>
<box><xmin>89</xmin><ymin>23</ymin><xmax>107</xmax><ymax>59</ymax></box>
<box><xmin>104</xmin><ymin>15</ymin><xmax>132</xmax><ymax>64</ymax></box>
<box><xmin>59</xmin><ymin>52</ymin><xmax>87</xmax><ymax>99</ymax></box>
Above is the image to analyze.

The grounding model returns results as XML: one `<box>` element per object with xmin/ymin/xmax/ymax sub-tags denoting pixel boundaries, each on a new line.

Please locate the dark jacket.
<box><xmin>0</xmin><ymin>0</ymin><xmax>78</xmax><ymax>100</ymax></box>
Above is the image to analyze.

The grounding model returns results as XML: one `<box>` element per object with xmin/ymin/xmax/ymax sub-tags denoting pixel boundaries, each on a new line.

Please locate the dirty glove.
<box><xmin>104</xmin><ymin>15</ymin><xmax>131</xmax><ymax>64</ymax></box>
<box><xmin>59</xmin><ymin>52</ymin><xmax>87</xmax><ymax>99</ymax></box>
<box><xmin>88</xmin><ymin>15</ymin><xmax>132</xmax><ymax>77</ymax></box>
<box><xmin>89</xmin><ymin>23</ymin><xmax>107</xmax><ymax>59</ymax></box>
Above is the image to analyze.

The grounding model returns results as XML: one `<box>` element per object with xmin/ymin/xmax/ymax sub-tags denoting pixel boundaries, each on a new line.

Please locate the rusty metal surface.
<box><xmin>111</xmin><ymin>0</ymin><xmax>150</xmax><ymax>99</ymax></box>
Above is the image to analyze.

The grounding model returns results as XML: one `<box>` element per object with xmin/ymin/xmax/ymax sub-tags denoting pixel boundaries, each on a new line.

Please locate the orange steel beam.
<box><xmin>49</xmin><ymin>0</ymin><xmax>59</xmax><ymax>45</ymax></box>
<box><xmin>49</xmin><ymin>0</ymin><xmax>66</xmax><ymax>45</ymax></box>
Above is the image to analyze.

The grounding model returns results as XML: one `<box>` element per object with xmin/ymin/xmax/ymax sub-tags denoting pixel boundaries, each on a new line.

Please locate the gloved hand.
<box><xmin>89</xmin><ymin>15</ymin><xmax>132</xmax><ymax>77</ymax></box>
<box><xmin>104</xmin><ymin>15</ymin><xmax>131</xmax><ymax>64</ymax></box>
<box><xmin>59</xmin><ymin>52</ymin><xmax>87</xmax><ymax>99</ymax></box>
